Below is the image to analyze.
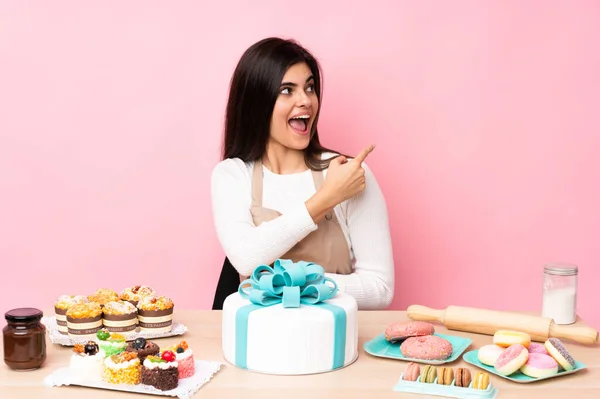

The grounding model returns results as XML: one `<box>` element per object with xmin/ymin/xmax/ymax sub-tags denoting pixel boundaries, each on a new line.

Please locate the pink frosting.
<box><xmin>495</xmin><ymin>344</ymin><xmax>527</xmax><ymax>368</ymax></box>
<box><xmin>400</xmin><ymin>335</ymin><xmax>453</xmax><ymax>360</ymax></box>
<box><xmin>528</xmin><ymin>342</ymin><xmax>548</xmax><ymax>355</ymax></box>
<box><xmin>524</xmin><ymin>353</ymin><xmax>558</xmax><ymax>370</ymax></box>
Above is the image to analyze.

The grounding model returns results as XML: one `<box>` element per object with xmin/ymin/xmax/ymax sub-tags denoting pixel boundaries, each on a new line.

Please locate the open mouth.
<box><xmin>288</xmin><ymin>115</ymin><xmax>310</xmax><ymax>135</ymax></box>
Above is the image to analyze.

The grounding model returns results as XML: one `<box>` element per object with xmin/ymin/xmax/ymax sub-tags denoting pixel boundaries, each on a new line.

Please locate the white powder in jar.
<box><xmin>542</xmin><ymin>286</ymin><xmax>577</xmax><ymax>324</ymax></box>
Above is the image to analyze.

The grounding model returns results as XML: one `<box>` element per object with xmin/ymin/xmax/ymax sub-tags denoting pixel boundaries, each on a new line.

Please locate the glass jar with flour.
<box><xmin>542</xmin><ymin>262</ymin><xmax>578</xmax><ymax>324</ymax></box>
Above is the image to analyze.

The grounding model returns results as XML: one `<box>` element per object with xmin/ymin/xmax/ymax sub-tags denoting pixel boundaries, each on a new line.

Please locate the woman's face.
<box><xmin>268</xmin><ymin>62</ymin><xmax>319</xmax><ymax>152</ymax></box>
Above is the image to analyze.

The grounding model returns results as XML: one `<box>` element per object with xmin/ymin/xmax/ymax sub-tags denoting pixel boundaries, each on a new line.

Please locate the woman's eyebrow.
<box><xmin>280</xmin><ymin>75</ymin><xmax>315</xmax><ymax>87</ymax></box>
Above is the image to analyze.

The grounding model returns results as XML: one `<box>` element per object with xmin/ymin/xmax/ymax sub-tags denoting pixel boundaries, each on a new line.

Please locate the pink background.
<box><xmin>1</xmin><ymin>2</ymin><xmax>599</xmax><ymax>329</ymax></box>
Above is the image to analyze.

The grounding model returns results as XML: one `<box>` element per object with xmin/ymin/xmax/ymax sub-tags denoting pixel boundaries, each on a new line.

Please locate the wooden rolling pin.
<box><xmin>407</xmin><ymin>305</ymin><xmax>599</xmax><ymax>345</ymax></box>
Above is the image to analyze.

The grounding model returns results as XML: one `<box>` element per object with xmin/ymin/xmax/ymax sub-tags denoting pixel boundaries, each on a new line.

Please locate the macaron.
<box><xmin>472</xmin><ymin>371</ymin><xmax>490</xmax><ymax>390</ymax></box>
<box><xmin>494</xmin><ymin>344</ymin><xmax>529</xmax><ymax>376</ymax></box>
<box><xmin>385</xmin><ymin>320</ymin><xmax>435</xmax><ymax>342</ymax></box>
<box><xmin>544</xmin><ymin>338</ymin><xmax>576</xmax><ymax>371</ymax></box>
<box><xmin>520</xmin><ymin>353</ymin><xmax>559</xmax><ymax>378</ymax></box>
<box><xmin>454</xmin><ymin>367</ymin><xmax>471</xmax><ymax>388</ymax></box>
<box><xmin>478</xmin><ymin>344</ymin><xmax>505</xmax><ymax>366</ymax></box>
<box><xmin>437</xmin><ymin>367</ymin><xmax>454</xmax><ymax>385</ymax></box>
<box><xmin>420</xmin><ymin>365</ymin><xmax>437</xmax><ymax>383</ymax></box>
<box><xmin>402</xmin><ymin>362</ymin><xmax>421</xmax><ymax>382</ymax></box>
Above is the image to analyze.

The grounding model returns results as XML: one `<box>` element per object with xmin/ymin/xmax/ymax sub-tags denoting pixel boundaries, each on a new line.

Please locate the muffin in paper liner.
<box><xmin>54</xmin><ymin>295</ymin><xmax>90</xmax><ymax>335</ymax></box>
<box><xmin>137</xmin><ymin>296</ymin><xmax>174</xmax><ymax>333</ymax></box>
<box><xmin>102</xmin><ymin>301</ymin><xmax>138</xmax><ymax>333</ymax></box>
<box><xmin>66</xmin><ymin>303</ymin><xmax>103</xmax><ymax>340</ymax></box>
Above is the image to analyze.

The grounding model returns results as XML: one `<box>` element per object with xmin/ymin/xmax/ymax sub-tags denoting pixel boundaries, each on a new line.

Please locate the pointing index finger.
<box><xmin>354</xmin><ymin>144</ymin><xmax>375</xmax><ymax>164</ymax></box>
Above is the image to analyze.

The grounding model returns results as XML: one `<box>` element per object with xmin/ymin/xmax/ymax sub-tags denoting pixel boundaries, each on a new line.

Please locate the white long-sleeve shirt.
<box><xmin>210</xmin><ymin>153</ymin><xmax>395</xmax><ymax>310</ymax></box>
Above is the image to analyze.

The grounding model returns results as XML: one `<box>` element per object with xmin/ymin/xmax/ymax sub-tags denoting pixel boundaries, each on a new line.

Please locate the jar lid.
<box><xmin>544</xmin><ymin>262</ymin><xmax>578</xmax><ymax>276</ymax></box>
<box><xmin>5</xmin><ymin>308</ymin><xmax>43</xmax><ymax>323</ymax></box>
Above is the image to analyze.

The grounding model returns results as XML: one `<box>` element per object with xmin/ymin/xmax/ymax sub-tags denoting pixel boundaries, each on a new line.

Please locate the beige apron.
<box><xmin>240</xmin><ymin>159</ymin><xmax>353</xmax><ymax>281</ymax></box>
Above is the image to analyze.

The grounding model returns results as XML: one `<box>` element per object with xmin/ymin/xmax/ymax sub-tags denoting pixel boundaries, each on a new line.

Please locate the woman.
<box><xmin>211</xmin><ymin>37</ymin><xmax>394</xmax><ymax>310</ymax></box>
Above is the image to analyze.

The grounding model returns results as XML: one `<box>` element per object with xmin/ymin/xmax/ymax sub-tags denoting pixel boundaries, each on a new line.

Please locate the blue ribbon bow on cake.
<box><xmin>238</xmin><ymin>259</ymin><xmax>339</xmax><ymax>308</ymax></box>
<box><xmin>234</xmin><ymin>259</ymin><xmax>347</xmax><ymax>370</ymax></box>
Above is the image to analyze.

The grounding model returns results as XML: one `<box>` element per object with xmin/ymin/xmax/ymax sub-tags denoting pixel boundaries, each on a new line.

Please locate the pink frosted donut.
<box><xmin>400</xmin><ymin>335</ymin><xmax>453</xmax><ymax>360</ymax></box>
<box><xmin>520</xmin><ymin>353</ymin><xmax>558</xmax><ymax>378</ymax></box>
<box><xmin>494</xmin><ymin>344</ymin><xmax>529</xmax><ymax>376</ymax></box>
<box><xmin>528</xmin><ymin>342</ymin><xmax>548</xmax><ymax>355</ymax></box>
<box><xmin>385</xmin><ymin>321</ymin><xmax>434</xmax><ymax>342</ymax></box>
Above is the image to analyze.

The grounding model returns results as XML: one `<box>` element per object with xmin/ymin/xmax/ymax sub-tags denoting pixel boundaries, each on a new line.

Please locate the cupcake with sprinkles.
<box><xmin>88</xmin><ymin>288</ymin><xmax>119</xmax><ymax>307</ymax></box>
<box><xmin>137</xmin><ymin>296</ymin><xmax>174</xmax><ymax>333</ymax></box>
<box><xmin>103</xmin><ymin>351</ymin><xmax>141</xmax><ymax>385</ymax></box>
<box><xmin>163</xmin><ymin>340</ymin><xmax>195</xmax><ymax>378</ymax></box>
<box><xmin>119</xmin><ymin>285</ymin><xmax>156</xmax><ymax>307</ymax></box>
<box><xmin>102</xmin><ymin>300</ymin><xmax>138</xmax><ymax>333</ymax></box>
<box><xmin>141</xmin><ymin>350</ymin><xmax>179</xmax><ymax>391</ymax></box>
<box><xmin>96</xmin><ymin>328</ymin><xmax>127</xmax><ymax>356</ymax></box>
<box><xmin>54</xmin><ymin>295</ymin><xmax>89</xmax><ymax>335</ymax></box>
<box><xmin>66</xmin><ymin>302</ymin><xmax>103</xmax><ymax>340</ymax></box>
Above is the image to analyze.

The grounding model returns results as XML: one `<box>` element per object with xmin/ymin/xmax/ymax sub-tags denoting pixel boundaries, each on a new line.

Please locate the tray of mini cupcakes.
<box><xmin>44</xmin><ymin>329</ymin><xmax>223</xmax><ymax>396</ymax></box>
<box><xmin>44</xmin><ymin>286</ymin><xmax>188</xmax><ymax>346</ymax></box>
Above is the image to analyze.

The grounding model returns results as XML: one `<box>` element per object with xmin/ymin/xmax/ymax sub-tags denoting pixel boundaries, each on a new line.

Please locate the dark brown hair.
<box><xmin>222</xmin><ymin>37</ymin><xmax>341</xmax><ymax>170</ymax></box>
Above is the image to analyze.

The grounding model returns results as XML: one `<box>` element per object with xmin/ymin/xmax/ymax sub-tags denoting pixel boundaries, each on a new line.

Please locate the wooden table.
<box><xmin>2</xmin><ymin>310</ymin><xmax>599</xmax><ymax>398</ymax></box>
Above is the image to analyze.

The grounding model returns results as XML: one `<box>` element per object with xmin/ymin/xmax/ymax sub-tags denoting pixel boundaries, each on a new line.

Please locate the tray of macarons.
<box><xmin>462</xmin><ymin>330</ymin><xmax>587</xmax><ymax>383</ymax></box>
<box><xmin>364</xmin><ymin>321</ymin><xmax>473</xmax><ymax>364</ymax></box>
<box><xmin>393</xmin><ymin>362</ymin><xmax>498</xmax><ymax>399</ymax></box>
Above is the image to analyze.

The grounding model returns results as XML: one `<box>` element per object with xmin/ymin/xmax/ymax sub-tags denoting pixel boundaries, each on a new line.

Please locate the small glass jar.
<box><xmin>3</xmin><ymin>308</ymin><xmax>47</xmax><ymax>371</ymax></box>
<box><xmin>541</xmin><ymin>263</ymin><xmax>578</xmax><ymax>325</ymax></box>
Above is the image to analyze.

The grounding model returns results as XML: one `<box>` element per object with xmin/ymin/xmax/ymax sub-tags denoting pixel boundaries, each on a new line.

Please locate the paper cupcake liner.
<box><xmin>137</xmin><ymin>308</ymin><xmax>173</xmax><ymax>333</ymax></box>
<box><xmin>67</xmin><ymin>315</ymin><xmax>103</xmax><ymax>339</ymax></box>
<box><xmin>103</xmin><ymin>312</ymin><xmax>138</xmax><ymax>333</ymax></box>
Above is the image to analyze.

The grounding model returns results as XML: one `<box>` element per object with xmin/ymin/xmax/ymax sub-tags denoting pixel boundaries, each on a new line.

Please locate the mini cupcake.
<box><xmin>119</xmin><ymin>285</ymin><xmax>156</xmax><ymax>307</ymax></box>
<box><xmin>66</xmin><ymin>303</ymin><xmax>103</xmax><ymax>340</ymax></box>
<box><xmin>96</xmin><ymin>328</ymin><xmax>127</xmax><ymax>356</ymax></box>
<box><xmin>54</xmin><ymin>295</ymin><xmax>89</xmax><ymax>335</ymax></box>
<box><xmin>103</xmin><ymin>352</ymin><xmax>141</xmax><ymax>385</ymax></box>
<box><xmin>88</xmin><ymin>288</ymin><xmax>119</xmax><ymax>307</ymax></box>
<box><xmin>69</xmin><ymin>341</ymin><xmax>105</xmax><ymax>383</ymax></box>
<box><xmin>125</xmin><ymin>337</ymin><xmax>160</xmax><ymax>363</ymax></box>
<box><xmin>163</xmin><ymin>340</ymin><xmax>194</xmax><ymax>378</ymax></box>
<box><xmin>102</xmin><ymin>301</ymin><xmax>138</xmax><ymax>333</ymax></box>
<box><xmin>141</xmin><ymin>351</ymin><xmax>179</xmax><ymax>391</ymax></box>
<box><xmin>137</xmin><ymin>296</ymin><xmax>174</xmax><ymax>333</ymax></box>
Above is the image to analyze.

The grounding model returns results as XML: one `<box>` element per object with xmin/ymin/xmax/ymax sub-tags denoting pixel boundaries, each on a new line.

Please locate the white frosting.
<box><xmin>142</xmin><ymin>359</ymin><xmax>178</xmax><ymax>369</ymax></box>
<box><xmin>175</xmin><ymin>349</ymin><xmax>193</xmax><ymax>361</ymax></box>
<box><xmin>104</xmin><ymin>356</ymin><xmax>140</xmax><ymax>369</ymax></box>
<box><xmin>222</xmin><ymin>292</ymin><xmax>358</xmax><ymax>375</ymax></box>
<box><xmin>69</xmin><ymin>349</ymin><xmax>106</xmax><ymax>383</ymax></box>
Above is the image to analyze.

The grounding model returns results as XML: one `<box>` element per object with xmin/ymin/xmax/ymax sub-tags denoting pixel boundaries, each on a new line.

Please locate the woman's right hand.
<box><xmin>305</xmin><ymin>145</ymin><xmax>374</xmax><ymax>223</ymax></box>
<box><xmin>322</xmin><ymin>144</ymin><xmax>375</xmax><ymax>204</ymax></box>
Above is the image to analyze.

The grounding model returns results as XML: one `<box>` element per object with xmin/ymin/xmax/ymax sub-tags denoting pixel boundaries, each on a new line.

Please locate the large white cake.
<box><xmin>222</xmin><ymin>290</ymin><xmax>358</xmax><ymax>375</ymax></box>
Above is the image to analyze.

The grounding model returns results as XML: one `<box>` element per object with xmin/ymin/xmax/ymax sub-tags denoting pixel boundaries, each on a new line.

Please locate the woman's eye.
<box><xmin>306</xmin><ymin>84</ymin><xmax>314</xmax><ymax>92</ymax></box>
<box><xmin>280</xmin><ymin>87</ymin><xmax>291</xmax><ymax>95</ymax></box>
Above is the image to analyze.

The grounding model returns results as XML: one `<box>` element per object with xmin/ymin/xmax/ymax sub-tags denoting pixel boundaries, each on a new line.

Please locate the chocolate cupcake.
<box><xmin>137</xmin><ymin>296</ymin><xmax>174</xmax><ymax>333</ymax></box>
<box><xmin>125</xmin><ymin>337</ymin><xmax>159</xmax><ymax>363</ymax></box>
<box><xmin>66</xmin><ymin>303</ymin><xmax>103</xmax><ymax>340</ymax></box>
<box><xmin>119</xmin><ymin>285</ymin><xmax>156</xmax><ymax>307</ymax></box>
<box><xmin>141</xmin><ymin>353</ymin><xmax>179</xmax><ymax>391</ymax></box>
<box><xmin>54</xmin><ymin>295</ymin><xmax>89</xmax><ymax>335</ymax></box>
<box><xmin>102</xmin><ymin>301</ymin><xmax>138</xmax><ymax>333</ymax></box>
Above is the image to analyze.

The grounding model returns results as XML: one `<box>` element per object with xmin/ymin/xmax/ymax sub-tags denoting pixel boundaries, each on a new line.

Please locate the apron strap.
<box><xmin>251</xmin><ymin>159</ymin><xmax>263</xmax><ymax>207</ymax></box>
